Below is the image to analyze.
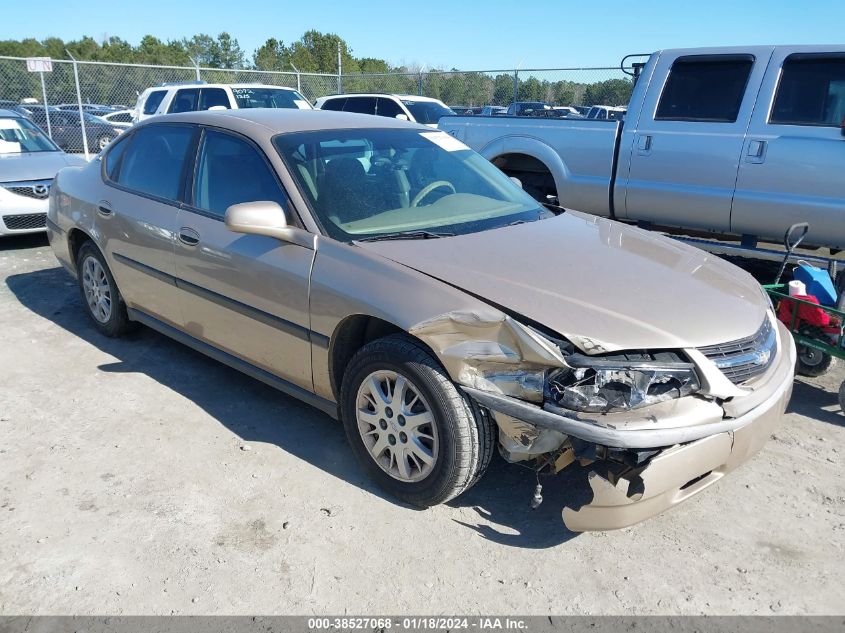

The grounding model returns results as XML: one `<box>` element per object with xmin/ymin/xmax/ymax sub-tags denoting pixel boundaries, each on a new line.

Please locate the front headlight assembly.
<box><xmin>547</xmin><ymin>352</ymin><xmax>700</xmax><ymax>413</ymax></box>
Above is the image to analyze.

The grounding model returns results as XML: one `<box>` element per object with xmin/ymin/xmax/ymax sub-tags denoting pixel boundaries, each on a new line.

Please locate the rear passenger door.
<box><xmin>174</xmin><ymin>128</ymin><xmax>314</xmax><ymax>390</ymax></box>
<box><xmin>732</xmin><ymin>50</ymin><xmax>845</xmax><ymax>248</ymax></box>
<box><xmin>100</xmin><ymin>123</ymin><xmax>196</xmax><ymax>327</ymax></box>
<box><xmin>168</xmin><ymin>88</ymin><xmax>200</xmax><ymax>113</ymax></box>
<box><xmin>622</xmin><ymin>51</ymin><xmax>772</xmax><ymax>231</ymax></box>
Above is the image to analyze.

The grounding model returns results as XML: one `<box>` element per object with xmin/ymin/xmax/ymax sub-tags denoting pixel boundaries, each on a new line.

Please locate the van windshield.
<box><xmin>0</xmin><ymin>117</ymin><xmax>60</xmax><ymax>153</ymax></box>
<box><xmin>274</xmin><ymin>127</ymin><xmax>546</xmax><ymax>242</ymax></box>
<box><xmin>231</xmin><ymin>88</ymin><xmax>311</xmax><ymax>110</ymax></box>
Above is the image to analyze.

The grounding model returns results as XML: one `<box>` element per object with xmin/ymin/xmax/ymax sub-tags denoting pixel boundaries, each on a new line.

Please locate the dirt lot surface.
<box><xmin>1</xmin><ymin>234</ymin><xmax>844</xmax><ymax>615</ymax></box>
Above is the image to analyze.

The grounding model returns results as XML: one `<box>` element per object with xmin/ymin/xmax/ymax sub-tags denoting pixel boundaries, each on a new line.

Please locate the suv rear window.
<box><xmin>142</xmin><ymin>90</ymin><xmax>167</xmax><ymax>115</ymax></box>
<box><xmin>656</xmin><ymin>55</ymin><xmax>754</xmax><ymax>123</ymax></box>
<box><xmin>770</xmin><ymin>54</ymin><xmax>845</xmax><ymax>127</ymax></box>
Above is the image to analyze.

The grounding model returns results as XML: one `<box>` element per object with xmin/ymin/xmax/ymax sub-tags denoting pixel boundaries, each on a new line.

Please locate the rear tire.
<box><xmin>76</xmin><ymin>241</ymin><xmax>133</xmax><ymax>337</ymax></box>
<box><xmin>795</xmin><ymin>344</ymin><xmax>834</xmax><ymax>377</ymax></box>
<box><xmin>340</xmin><ymin>333</ymin><xmax>494</xmax><ymax>507</ymax></box>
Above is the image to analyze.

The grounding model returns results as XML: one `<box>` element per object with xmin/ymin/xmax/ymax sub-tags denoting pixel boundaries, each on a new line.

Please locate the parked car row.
<box><xmin>0</xmin><ymin>109</ymin><xmax>86</xmax><ymax>235</ymax></box>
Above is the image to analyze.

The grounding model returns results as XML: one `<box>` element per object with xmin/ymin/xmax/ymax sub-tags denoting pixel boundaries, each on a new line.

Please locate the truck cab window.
<box><xmin>770</xmin><ymin>55</ymin><xmax>845</xmax><ymax>127</ymax></box>
<box><xmin>656</xmin><ymin>55</ymin><xmax>754</xmax><ymax>122</ymax></box>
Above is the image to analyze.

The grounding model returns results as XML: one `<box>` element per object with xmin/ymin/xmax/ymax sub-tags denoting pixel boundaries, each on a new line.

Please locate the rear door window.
<box><xmin>376</xmin><ymin>97</ymin><xmax>404</xmax><ymax>118</ymax></box>
<box><xmin>115</xmin><ymin>124</ymin><xmax>194</xmax><ymax>201</ymax></box>
<box><xmin>343</xmin><ymin>97</ymin><xmax>377</xmax><ymax>115</ymax></box>
<box><xmin>770</xmin><ymin>54</ymin><xmax>845</xmax><ymax>126</ymax></box>
<box><xmin>143</xmin><ymin>90</ymin><xmax>167</xmax><ymax>115</ymax></box>
<box><xmin>192</xmin><ymin>130</ymin><xmax>287</xmax><ymax>218</ymax></box>
<box><xmin>168</xmin><ymin>88</ymin><xmax>200</xmax><ymax>113</ymax></box>
<box><xmin>656</xmin><ymin>55</ymin><xmax>754</xmax><ymax>122</ymax></box>
<box><xmin>199</xmin><ymin>88</ymin><xmax>230</xmax><ymax>110</ymax></box>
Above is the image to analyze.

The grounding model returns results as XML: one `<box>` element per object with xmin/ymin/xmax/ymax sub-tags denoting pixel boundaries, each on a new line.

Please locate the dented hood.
<box><xmin>358</xmin><ymin>212</ymin><xmax>767</xmax><ymax>353</ymax></box>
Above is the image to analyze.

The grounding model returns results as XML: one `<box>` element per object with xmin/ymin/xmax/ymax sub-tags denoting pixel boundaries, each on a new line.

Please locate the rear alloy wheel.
<box><xmin>97</xmin><ymin>135</ymin><xmax>113</xmax><ymax>151</ymax></box>
<box><xmin>340</xmin><ymin>334</ymin><xmax>494</xmax><ymax>507</ymax></box>
<box><xmin>76</xmin><ymin>241</ymin><xmax>133</xmax><ymax>337</ymax></box>
<box><xmin>796</xmin><ymin>344</ymin><xmax>834</xmax><ymax>377</ymax></box>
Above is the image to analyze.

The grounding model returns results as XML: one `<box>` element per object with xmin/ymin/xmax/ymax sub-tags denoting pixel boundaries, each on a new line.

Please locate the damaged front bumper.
<box><xmin>462</xmin><ymin>322</ymin><xmax>796</xmax><ymax>532</ymax></box>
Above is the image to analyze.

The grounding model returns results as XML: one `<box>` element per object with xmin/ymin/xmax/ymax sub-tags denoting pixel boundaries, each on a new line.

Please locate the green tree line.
<box><xmin>0</xmin><ymin>30</ymin><xmax>633</xmax><ymax>107</ymax></box>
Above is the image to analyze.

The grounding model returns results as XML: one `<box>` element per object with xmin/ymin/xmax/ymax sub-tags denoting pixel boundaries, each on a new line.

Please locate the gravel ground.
<box><xmin>1</xmin><ymin>234</ymin><xmax>843</xmax><ymax>615</ymax></box>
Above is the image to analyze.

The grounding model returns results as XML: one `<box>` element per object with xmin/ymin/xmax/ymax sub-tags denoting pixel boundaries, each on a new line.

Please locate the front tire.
<box><xmin>97</xmin><ymin>135</ymin><xmax>113</xmax><ymax>151</ymax></box>
<box><xmin>76</xmin><ymin>241</ymin><xmax>133</xmax><ymax>337</ymax></box>
<box><xmin>340</xmin><ymin>334</ymin><xmax>494</xmax><ymax>507</ymax></box>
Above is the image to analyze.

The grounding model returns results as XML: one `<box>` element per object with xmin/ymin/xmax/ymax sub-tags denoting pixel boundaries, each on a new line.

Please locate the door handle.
<box><xmin>746</xmin><ymin>140</ymin><xmax>767</xmax><ymax>163</ymax></box>
<box><xmin>178</xmin><ymin>227</ymin><xmax>200</xmax><ymax>246</ymax></box>
<box><xmin>636</xmin><ymin>134</ymin><xmax>652</xmax><ymax>155</ymax></box>
<box><xmin>97</xmin><ymin>201</ymin><xmax>113</xmax><ymax>217</ymax></box>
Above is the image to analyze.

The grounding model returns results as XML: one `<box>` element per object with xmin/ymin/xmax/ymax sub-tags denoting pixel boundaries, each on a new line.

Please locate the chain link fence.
<box><xmin>0</xmin><ymin>55</ymin><xmax>633</xmax><ymax>158</ymax></box>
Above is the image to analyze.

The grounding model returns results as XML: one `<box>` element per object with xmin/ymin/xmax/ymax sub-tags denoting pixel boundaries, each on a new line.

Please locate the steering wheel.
<box><xmin>411</xmin><ymin>180</ymin><xmax>456</xmax><ymax>207</ymax></box>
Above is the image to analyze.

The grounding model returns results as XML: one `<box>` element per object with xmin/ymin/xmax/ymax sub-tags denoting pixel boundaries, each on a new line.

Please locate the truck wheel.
<box><xmin>795</xmin><ymin>344</ymin><xmax>834</xmax><ymax>377</ymax></box>
<box><xmin>340</xmin><ymin>333</ymin><xmax>494</xmax><ymax>507</ymax></box>
<box><xmin>76</xmin><ymin>241</ymin><xmax>134</xmax><ymax>337</ymax></box>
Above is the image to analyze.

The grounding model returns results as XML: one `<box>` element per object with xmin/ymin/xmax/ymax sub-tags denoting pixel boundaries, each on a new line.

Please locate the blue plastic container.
<box><xmin>793</xmin><ymin>262</ymin><xmax>838</xmax><ymax>306</ymax></box>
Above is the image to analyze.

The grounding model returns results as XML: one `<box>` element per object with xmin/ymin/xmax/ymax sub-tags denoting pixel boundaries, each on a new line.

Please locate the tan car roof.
<box><xmin>141</xmin><ymin>108</ymin><xmax>431</xmax><ymax>138</ymax></box>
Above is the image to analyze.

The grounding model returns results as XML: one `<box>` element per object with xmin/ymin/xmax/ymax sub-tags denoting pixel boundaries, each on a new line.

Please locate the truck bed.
<box><xmin>438</xmin><ymin>115</ymin><xmax>621</xmax><ymax>216</ymax></box>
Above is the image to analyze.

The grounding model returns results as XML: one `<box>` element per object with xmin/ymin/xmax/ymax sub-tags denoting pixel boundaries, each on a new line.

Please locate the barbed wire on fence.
<box><xmin>0</xmin><ymin>55</ymin><xmax>634</xmax><ymax>157</ymax></box>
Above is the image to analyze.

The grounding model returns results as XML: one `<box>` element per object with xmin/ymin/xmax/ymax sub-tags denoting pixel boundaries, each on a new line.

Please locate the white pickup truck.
<box><xmin>439</xmin><ymin>46</ymin><xmax>845</xmax><ymax>251</ymax></box>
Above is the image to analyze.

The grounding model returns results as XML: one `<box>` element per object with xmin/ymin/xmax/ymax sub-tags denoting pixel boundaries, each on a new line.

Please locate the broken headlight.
<box><xmin>547</xmin><ymin>352</ymin><xmax>700</xmax><ymax>413</ymax></box>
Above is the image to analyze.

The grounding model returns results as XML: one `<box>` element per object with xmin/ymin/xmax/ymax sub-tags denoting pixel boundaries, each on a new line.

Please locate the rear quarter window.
<box><xmin>142</xmin><ymin>90</ymin><xmax>167</xmax><ymax>115</ymax></box>
<box><xmin>319</xmin><ymin>98</ymin><xmax>346</xmax><ymax>111</ymax></box>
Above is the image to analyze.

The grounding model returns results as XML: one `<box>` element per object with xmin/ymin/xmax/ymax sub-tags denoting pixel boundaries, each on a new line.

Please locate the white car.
<box><xmin>99</xmin><ymin>109</ymin><xmax>134</xmax><ymax>129</ymax></box>
<box><xmin>133</xmin><ymin>82</ymin><xmax>313</xmax><ymax>123</ymax></box>
<box><xmin>314</xmin><ymin>93</ymin><xmax>455</xmax><ymax>127</ymax></box>
<box><xmin>585</xmin><ymin>105</ymin><xmax>626</xmax><ymax>120</ymax></box>
<box><xmin>0</xmin><ymin>110</ymin><xmax>86</xmax><ymax>236</ymax></box>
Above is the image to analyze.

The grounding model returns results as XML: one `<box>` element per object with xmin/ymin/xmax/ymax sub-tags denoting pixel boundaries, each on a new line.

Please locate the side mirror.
<box><xmin>224</xmin><ymin>201</ymin><xmax>314</xmax><ymax>249</ymax></box>
<box><xmin>395</xmin><ymin>113</ymin><xmax>409</xmax><ymax>121</ymax></box>
<box><xmin>509</xmin><ymin>176</ymin><xmax>523</xmax><ymax>189</ymax></box>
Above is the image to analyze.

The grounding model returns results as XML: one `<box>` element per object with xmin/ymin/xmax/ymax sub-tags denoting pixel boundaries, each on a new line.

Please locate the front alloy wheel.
<box><xmin>340</xmin><ymin>333</ymin><xmax>494</xmax><ymax>507</ymax></box>
<box><xmin>355</xmin><ymin>369</ymin><xmax>439</xmax><ymax>483</ymax></box>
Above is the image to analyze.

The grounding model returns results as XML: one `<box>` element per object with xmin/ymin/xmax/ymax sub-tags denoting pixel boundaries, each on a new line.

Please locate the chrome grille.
<box><xmin>1</xmin><ymin>179</ymin><xmax>52</xmax><ymax>200</ymax></box>
<box><xmin>2</xmin><ymin>213</ymin><xmax>47</xmax><ymax>230</ymax></box>
<box><xmin>698</xmin><ymin>318</ymin><xmax>777</xmax><ymax>385</ymax></box>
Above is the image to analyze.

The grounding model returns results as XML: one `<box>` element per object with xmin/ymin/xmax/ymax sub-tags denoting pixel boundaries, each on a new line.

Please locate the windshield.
<box><xmin>231</xmin><ymin>87</ymin><xmax>311</xmax><ymax>110</ymax></box>
<box><xmin>0</xmin><ymin>117</ymin><xmax>60</xmax><ymax>153</ymax></box>
<box><xmin>400</xmin><ymin>100</ymin><xmax>455</xmax><ymax>124</ymax></box>
<box><xmin>274</xmin><ymin>127</ymin><xmax>546</xmax><ymax>242</ymax></box>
